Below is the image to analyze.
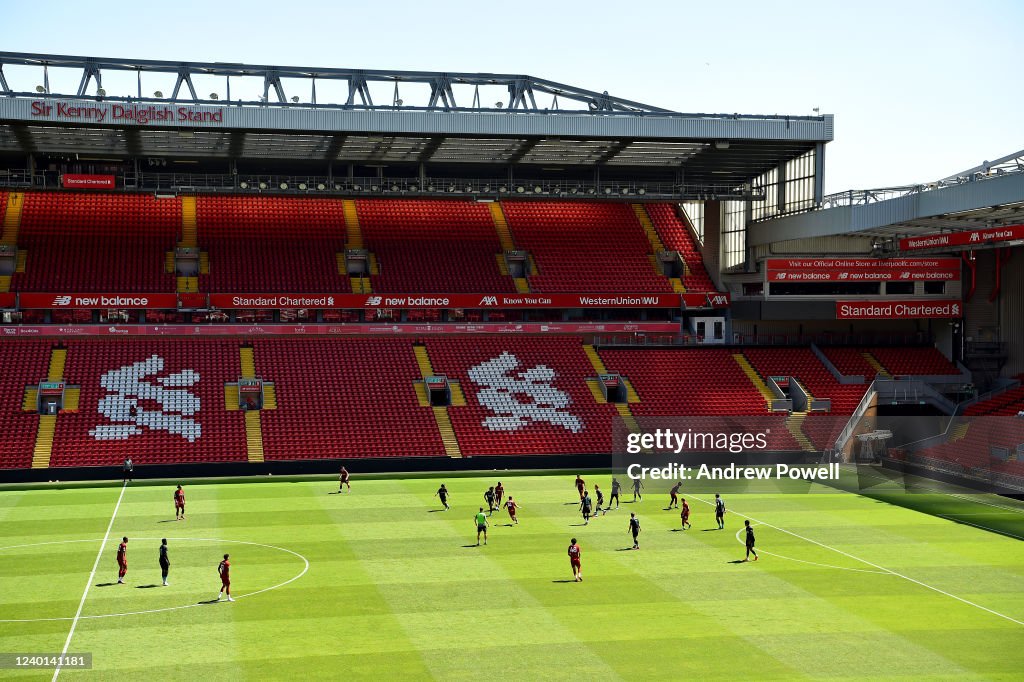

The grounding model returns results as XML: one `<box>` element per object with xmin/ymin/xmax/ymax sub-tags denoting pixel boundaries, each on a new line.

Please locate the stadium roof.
<box><xmin>0</xmin><ymin>52</ymin><xmax>832</xmax><ymax>198</ymax></box>
<box><xmin>749</xmin><ymin>149</ymin><xmax>1024</xmax><ymax>247</ymax></box>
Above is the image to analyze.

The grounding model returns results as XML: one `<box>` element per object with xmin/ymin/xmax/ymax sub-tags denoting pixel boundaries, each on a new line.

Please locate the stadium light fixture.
<box><xmin>409</xmin><ymin>185</ymin><xmax>418</xmax><ymax>192</ymax></box>
<box><xmin>495</xmin><ymin>102</ymin><xmax>503</xmax><ymax>108</ymax></box>
<box><xmin>447</xmin><ymin>185</ymin><xmax>456</xmax><ymax>192</ymax></box>
<box><xmin>370</xmin><ymin>185</ymin><xmax>380</xmax><ymax>192</ymax></box>
<box><xmin>570</xmin><ymin>187</ymin><xmax>579</xmax><ymax>195</ymax></box>
<box><xmin>604</xmin><ymin>187</ymin><xmax>612</xmax><ymax>194</ymax></box>
<box><xmin>533</xmin><ymin>186</ymin><xmax>542</xmax><ymax>194</ymax></box>
<box><xmin>427</xmin><ymin>185</ymin><xmax>435</xmax><ymax>192</ymax></box>
<box><xmin>239</xmin><ymin>181</ymin><xmax>249</xmax><ymax>189</ymax></box>
<box><xmin>154</xmin><ymin>91</ymin><xmax>163</xmax><ymax>98</ymax></box>
<box><xmin>391</xmin><ymin>184</ymin><xmax>400</xmax><ymax>192</ymax></box>
<box><xmin>396</xmin><ymin>99</ymin><xmax>403</xmax><ymax>106</ymax></box>
<box><xmin>482</xmin><ymin>185</ymin><xmax>490</xmax><ymax>193</ymax></box>
<box><xmin>637</xmin><ymin>188</ymin><xmax>646</xmax><ymax>195</ymax></box>
<box><xmin>298</xmin><ymin>183</ymin><xmax>307</xmax><ymax>190</ymax></box>
<box><xmin>499</xmin><ymin>186</ymin><xmax>508</xmax><ymax>193</ymax></box>
<box><xmin>621</xmin><ymin>188</ymin><xmax>630</xmax><ymax>195</ymax></box>
<box><xmin>352</xmin><ymin>185</ymin><xmax>362</xmax><ymax>191</ymax></box>
<box><xmin>258</xmin><ymin>182</ymin><xmax>268</xmax><ymax>190</ymax></box>
<box><xmin>97</xmin><ymin>88</ymin><xmax>106</xmax><ymax>97</ymax></box>
<box><xmin>586</xmin><ymin>188</ymin><xmax>596</xmax><ymax>195</ymax></box>
<box><xmin>317</xmin><ymin>183</ymin><xmax>326</xmax><ymax>191</ymax></box>
<box><xmin>209</xmin><ymin>93</ymin><xmax>219</xmax><ymax>100</ymax></box>
<box><xmin>465</xmin><ymin>185</ymin><xmax>473</xmax><ymax>193</ymax></box>
<box><xmin>35</xmin><ymin>85</ymin><xmax>45</xmax><ymax>93</ymax></box>
<box><xmin>280</xmin><ymin>182</ymin><xmax>289</xmax><ymax>190</ymax></box>
<box><xmin>291</xmin><ymin>96</ymin><xmax>300</xmax><ymax>103</ymax></box>
<box><xmin>516</xmin><ymin>186</ymin><xmax>525</xmax><ymax>193</ymax></box>
<box><xmin>714</xmin><ymin>140</ymin><xmax>730</xmax><ymax>150</ymax></box>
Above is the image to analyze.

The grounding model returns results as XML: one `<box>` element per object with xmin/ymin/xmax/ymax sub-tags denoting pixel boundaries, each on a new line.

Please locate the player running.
<box><xmin>484</xmin><ymin>487</ymin><xmax>496</xmax><ymax>516</ymax></box>
<box><xmin>668</xmin><ymin>481</ymin><xmax>682</xmax><ymax>509</ymax></box>
<box><xmin>608</xmin><ymin>477</ymin><xmax>621</xmax><ymax>509</ymax></box>
<box><xmin>574</xmin><ymin>474</ymin><xmax>586</xmax><ymax>501</ymax></box>
<box><xmin>504</xmin><ymin>496</ymin><xmax>521</xmax><ymax>525</ymax></box>
<box><xmin>680</xmin><ymin>498</ymin><xmax>691</xmax><ymax>530</ymax></box>
<box><xmin>628</xmin><ymin>513</ymin><xmax>642</xmax><ymax>549</ymax></box>
<box><xmin>631</xmin><ymin>477</ymin><xmax>643</xmax><ymax>502</ymax></box>
<box><xmin>435</xmin><ymin>483</ymin><xmax>451</xmax><ymax>511</ymax></box>
<box><xmin>580</xmin><ymin>490</ymin><xmax>594</xmax><ymax>525</ymax></box>
<box><xmin>475</xmin><ymin>507</ymin><xmax>489</xmax><ymax>546</ymax></box>
<box><xmin>714</xmin><ymin>493</ymin><xmax>726</xmax><ymax>530</ymax></box>
<box><xmin>339</xmin><ymin>466</ymin><xmax>351</xmax><ymax>493</ymax></box>
<box><xmin>217</xmin><ymin>553</ymin><xmax>234</xmax><ymax>601</ymax></box>
<box><xmin>743</xmin><ymin>520</ymin><xmax>758</xmax><ymax>561</ymax></box>
<box><xmin>568</xmin><ymin>538</ymin><xmax>582</xmax><ymax>582</ymax></box>
<box><xmin>594</xmin><ymin>485</ymin><xmax>605</xmax><ymax>515</ymax></box>
<box><xmin>174</xmin><ymin>484</ymin><xmax>185</xmax><ymax>520</ymax></box>
<box><xmin>495</xmin><ymin>481</ymin><xmax>505</xmax><ymax>508</ymax></box>
<box><xmin>116</xmin><ymin>536</ymin><xmax>128</xmax><ymax>584</ymax></box>
<box><xmin>159</xmin><ymin>539</ymin><xmax>170</xmax><ymax>586</ymax></box>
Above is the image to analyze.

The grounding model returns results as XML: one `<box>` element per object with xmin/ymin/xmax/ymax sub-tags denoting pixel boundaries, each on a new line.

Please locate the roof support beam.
<box><xmin>417</xmin><ymin>136</ymin><xmax>445</xmax><ymax>163</ymax></box>
<box><xmin>172</xmin><ymin>69</ymin><xmax>198</xmax><ymax>101</ymax></box>
<box><xmin>346</xmin><ymin>74</ymin><xmax>372</xmax><ymax>106</ymax></box>
<box><xmin>595</xmin><ymin>140</ymin><xmax>629</xmax><ymax>164</ymax></box>
<box><xmin>324</xmin><ymin>134</ymin><xmax>347</xmax><ymax>161</ymax></box>
<box><xmin>506</xmin><ymin>138</ymin><xmax>539</xmax><ymax>164</ymax></box>
<box><xmin>427</xmin><ymin>75</ymin><xmax>455</xmax><ymax>110</ymax></box>
<box><xmin>262</xmin><ymin>70</ymin><xmax>285</xmax><ymax>103</ymax></box>
<box><xmin>76</xmin><ymin>61</ymin><xmax>101</xmax><ymax>96</ymax></box>
<box><xmin>0</xmin><ymin>65</ymin><xmax>10</xmax><ymax>94</ymax></box>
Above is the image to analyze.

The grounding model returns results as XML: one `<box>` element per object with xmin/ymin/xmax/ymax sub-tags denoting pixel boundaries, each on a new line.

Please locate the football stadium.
<box><xmin>1</xmin><ymin>22</ymin><xmax>1023</xmax><ymax>681</ymax></box>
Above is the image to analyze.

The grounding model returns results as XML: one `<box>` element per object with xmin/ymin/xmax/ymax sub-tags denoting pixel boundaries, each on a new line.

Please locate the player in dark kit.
<box><xmin>504</xmin><ymin>496</ymin><xmax>521</xmax><ymax>525</ymax></box>
<box><xmin>580</xmin><ymin>490</ymin><xmax>594</xmax><ymax>525</ymax></box>
<box><xmin>609</xmin><ymin>478</ymin><xmax>621</xmax><ymax>509</ymax></box>
<box><xmin>116</xmin><ymin>536</ymin><xmax>128</xmax><ymax>583</ymax></box>
<box><xmin>217</xmin><ymin>553</ymin><xmax>234</xmax><ymax>601</ymax></box>
<box><xmin>494</xmin><ymin>481</ymin><xmax>505</xmax><ymax>508</ymax></box>
<box><xmin>669</xmin><ymin>481</ymin><xmax>682</xmax><ymax>509</ymax></box>
<box><xmin>632</xmin><ymin>477</ymin><xmax>643</xmax><ymax>502</ymax></box>
<box><xmin>435</xmin><ymin>484</ymin><xmax>450</xmax><ymax>510</ymax></box>
<box><xmin>594</xmin><ymin>485</ymin><xmax>605</xmax><ymax>516</ymax></box>
<box><xmin>174</xmin><ymin>485</ymin><xmax>185</xmax><ymax>520</ymax></box>
<box><xmin>743</xmin><ymin>520</ymin><xmax>758</xmax><ymax>561</ymax></box>
<box><xmin>715</xmin><ymin>493</ymin><xmax>726</xmax><ymax>530</ymax></box>
<box><xmin>574</xmin><ymin>474</ymin><xmax>586</xmax><ymax>501</ymax></box>
<box><xmin>484</xmin><ymin>487</ymin><xmax>496</xmax><ymax>516</ymax></box>
<box><xmin>339</xmin><ymin>466</ymin><xmax>351</xmax><ymax>493</ymax></box>
<box><xmin>680</xmin><ymin>499</ymin><xmax>691</xmax><ymax>530</ymax></box>
<box><xmin>628</xmin><ymin>513</ymin><xmax>641</xmax><ymax>549</ymax></box>
<box><xmin>568</xmin><ymin>538</ymin><xmax>582</xmax><ymax>582</ymax></box>
<box><xmin>159</xmin><ymin>539</ymin><xmax>170</xmax><ymax>586</ymax></box>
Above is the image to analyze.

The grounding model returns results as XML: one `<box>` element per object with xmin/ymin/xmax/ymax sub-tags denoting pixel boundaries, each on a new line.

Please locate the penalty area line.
<box><xmin>53</xmin><ymin>481</ymin><xmax>128</xmax><ymax>681</ymax></box>
<box><xmin>690</xmin><ymin>494</ymin><xmax>1024</xmax><ymax>627</ymax></box>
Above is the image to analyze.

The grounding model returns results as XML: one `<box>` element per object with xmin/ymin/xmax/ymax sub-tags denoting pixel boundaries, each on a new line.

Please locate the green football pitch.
<box><xmin>0</xmin><ymin>469</ymin><xmax>1022</xmax><ymax>680</ymax></box>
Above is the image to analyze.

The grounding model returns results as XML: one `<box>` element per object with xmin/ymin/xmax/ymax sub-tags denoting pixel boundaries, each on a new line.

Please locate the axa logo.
<box><xmin>90</xmin><ymin>355</ymin><xmax>202</xmax><ymax>443</ymax></box>
<box><xmin>468</xmin><ymin>352</ymin><xmax>582</xmax><ymax>433</ymax></box>
<box><xmin>479</xmin><ymin>296</ymin><xmax>498</xmax><ymax>306</ymax></box>
<box><xmin>366</xmin><ymin>296</ymin><xmax>382</xmax><ymax>306</ymax></box>
<box><xmin>53</xmin><ymin>296</ymin><xmax>72</xmax><ymax>306</ymax></box>
<box><xmin>707</xmin><ymin>294</ymin><xmax>728</xmax><ymax>306</ymax></box>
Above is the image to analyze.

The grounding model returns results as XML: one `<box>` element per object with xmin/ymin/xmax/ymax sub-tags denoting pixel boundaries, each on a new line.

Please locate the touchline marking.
<box><xmin>691</xmin><ymin>495</ymin><xmax>1024</xmax><ymax>627</ymax></box>
<box><xmin>731</xmin><ymin>526</ymin><xmax>888</xmax><ymax>574</ymax></box>
<box><xmin>854</xmin><ymin>466</ymin><xmax>1024</xmax><ymax>514</ymax></box>
<box><xmin>936</xmin><ymin>515</ymin><xmax>1024</xmax><ymax>541</ymax></box>
<box><xmin>0</xmin><ymin>537</ymin><xmax>309</xmax><ymax>623</ymax></box>
<box><xmin>53</xmin><ymin>481</ymin><xmax>127</xmax><ymax>681</ymax></box>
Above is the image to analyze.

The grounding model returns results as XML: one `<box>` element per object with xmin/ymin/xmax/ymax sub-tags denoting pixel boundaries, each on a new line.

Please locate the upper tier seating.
<box><xmin>0</xmin><ymin>341</ymin><xmax>51</xmax><ymax>469</ymax></box>
<box><xmin>425</xmin><ymin>337</ymin><xmax>617</xmax><ymax>455</ymax></box>
<box><xmin>743</xmin><ymin>348</ymin><xmax>867</xmax><ymax>414</ymax></box>
<box><xmin>49</xmin><ymin>339</ymin><xmax>247</xmax><ymax>466</ymax></box>
<box><xmin>821</xmin><ymin>347</ymin><xmax>887</xmax><ymax>379</ymax></box>
<box><xmin>867</xmin><ymin>347</ymin><xmax>961</xmax><ymax>376</ymax></box>
<box><xmin>197</xmin><ymin>196</ymin><xmax>347</xmax><ymax>293</ymax></box>
<box><xmin>644</xmin><ymin>203</ymin><xmax>716</xmax><ymax>291</ymax></box>
<box><xmin>12</xmin><ymin>193</ymin><xmax>179</xmax><ymax>292</ymax></box>
<box><xmin>254</xmin><ymin>338</ymin><xmax>445</xmax><ymax>460</ymax></box>
<box><xmin>501</xmin><ymin>201</ymin><xmax>673</xmax><ymax>293</ymax></box>
<box><xmin>964</xmin><ymin>381</ymin><xmax>1024</xmax><ymax>416</ymax></box>
<box><xmin>357</xmin><ymin>199</ymin><xmax>515</xmax><ymax>293</ymax></box>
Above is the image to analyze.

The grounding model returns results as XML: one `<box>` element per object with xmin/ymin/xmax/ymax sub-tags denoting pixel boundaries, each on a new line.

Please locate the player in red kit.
<box><xmin>574</xmin><ymin>474</ymin><xmax>586</xmax><ymax>501</ymax></box>
<box><xmin>680</xmin><ymin>498</ymin><xmax>691</xmax><ymax>530</ymax></box>
<box><xmin>217</xmin><ymin>553</ymin><xmax>234</xmax><ymax>602</ymax></box>
<box><xmin>174</xmin><ymin>484</ymin><xmax>185</xmax><ymax>520</ymax></box>
<box><xmin>494</xmin><ymin>481</ymin><xmax>505</xmax><ymax>508</ymax></box>
<box><xmin>116</xmin><ymin>536</ymin><xmax>128</xmax><ymax>584</ymax></box>
<box><xmin>568</xmin><ymin>538</ymin><xmax>582</xmax><ymax>582</ymax></box>
<box><xmin>504</xmin><ymin>496</ymin><xmax>521</xmax><ymax>525</ymax></box>
<box><xmin>339</xmin><ymin>466</ymin><xmax>351</xmax><ymax>493</ymax></box>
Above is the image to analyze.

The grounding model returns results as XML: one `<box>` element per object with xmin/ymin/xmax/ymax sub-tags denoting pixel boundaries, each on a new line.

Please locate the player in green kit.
<box><xmin>475</xmin><ymin>507</ymin><xmax>489</xmax><ymax>546</ymax></box>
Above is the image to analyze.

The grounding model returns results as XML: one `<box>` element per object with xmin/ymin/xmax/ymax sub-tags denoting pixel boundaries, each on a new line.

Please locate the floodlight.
<box><xmin>209</xmin><ymin>93</ymin><xmax>219</xmax><ymax>100</ymax></box>
<box><xmin>280</xmin><ymin>182</ymin><xmax>289</xmax><ymax>190</ymax></box>
<box><xmin>97</xmin><ymin>88</ymin><xmax>106</xmax><ymax>97</ymax></box>
<box><xmin>317</xmin><ymin>183</ymin><xmax>326</xmax><ymax>191</ymax></box>
<box><xmin>239</xmin><ymin>181</ymin><xmax>249</xmax><ymax>189</ymax></box>
<box><xmin>533</xmin><ymin>186</ymin><xmax>542</xmax><ymax>193</ymax></box>
<box><xmin>35</xmin><ymin>85</ymin><xmax>45</xmax><ymax>93</ymax></box>
<box><xmin>258</xmin><ymin>182</ymin><xmax>268</xmax><ymax>190</ymax></box>
<box><xmin>298</xmin><ymin>183</ymin><xmax>307</xmax><ymax>190</ymax></box>
<box><xmin>154</xmin><ymin>91</ymin><xmax>163</xmax><ymax>98</ymax></box>
<box><xmin>291</xmin><ymin>96</ymin><xmax>299</xmax><ymax>103</ymax></box>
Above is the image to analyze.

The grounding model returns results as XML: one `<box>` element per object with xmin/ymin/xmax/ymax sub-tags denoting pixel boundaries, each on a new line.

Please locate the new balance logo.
<box><xmin>478</xmin><ymin>296</ymin><xmax>498</xmax><ymax>306</ymax></box>
<box><xmin>468</xmin><ymin>352</ymin><xmax>582</xmax><ymax>433</ymax></box>
<box><xmin>90</xmin><ymin>355</ymin><xmax>202</xmax><ymax>443</ymax></box>
<box><xmin>53</xmin><ymin>296</ymin><xmax>72</xmax><ymax>306</ymax></box>
<box><xmin>365</xmin><ymin>296</ymin><xmax>382</xmax><ymax>306</ymax></box>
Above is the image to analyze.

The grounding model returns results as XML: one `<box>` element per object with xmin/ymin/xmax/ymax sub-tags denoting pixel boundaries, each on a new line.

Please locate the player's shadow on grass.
<box><xmin>570</xmin><ymin>522</ymin><xmax>588</xmax><ymax>527</ymax></box>
<box><xmin>197</xmin><ymin>598</ymin><xmax>221</xmax><ymax>605</ymax></box>
<box><xmin>615</xmin><ymin>547</ymin><xmax>638</xmax><ymax>551</ymax></box>
<box><xmin>136</xmin><ymin>584</ymin><xmax>160</xmax><ymax>589</ymax></box>
<box><xmin>328</xmin><ymin>491</ymin><xmax>344</xmax><ymax>495</ymax></box>
<box><xmin>95</xmin><ymin>582</ymin><xmax>118</xmax><ymax>587</ymax></box>
<box><xmin>564</xmin><ymin>502</ymin><xmax>579</xmax><ymax>506</ymax></box>
<box><xmin>462</xmin><ymin>544</ymin><xmax>481</xmax><ymax>548</ymax></box>
<box><xmin>727</xmin><ymin>559</ymin><xmax>747</xmax><ymax>564</ymax></box>
<box><xmin>551</xmin><ymin>579</ymin><xmax>577</xmax><ymax>583</ymax></box>
<box><xmin>701</xmin><ymin>528</ymin><xmax>720</xmax><ymax>532</ymax></box>
<box><xmin>157</xmin><ymin>519</ymin><xmax>177</xmax><ymax>523</ymax></box>
<box><xmin>428</xmin><ymin>509</ymin><xmax>447</xmax><ymax>513</ymax></box>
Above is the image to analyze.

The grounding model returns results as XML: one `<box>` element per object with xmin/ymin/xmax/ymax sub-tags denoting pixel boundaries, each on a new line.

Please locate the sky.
<box><xmin>2</xmin><ymin>0</ymin><xmax>1022</xmax><ymax>194</ymax></box>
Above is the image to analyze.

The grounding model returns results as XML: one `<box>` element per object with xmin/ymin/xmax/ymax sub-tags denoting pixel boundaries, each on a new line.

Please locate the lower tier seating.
<box><xmin>0</xmin><ymin>341</ymin><xmax>52</xmax><ymax>469</ymax></box>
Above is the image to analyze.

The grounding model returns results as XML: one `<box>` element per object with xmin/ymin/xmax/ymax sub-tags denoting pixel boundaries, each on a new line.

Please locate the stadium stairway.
<box><xmin>0</xmin><ymin>192</ymin><xmax>25</xmax><ymax>292</ymax></box>
<box><xmin>490</xmin><ymin>201</ymin><xmax>530</xmax><ymax>293</ymax></box>
<box><xmin>239</xmin><ymin>346</ymin><xmax>265</xmax><ymax>463</ymax></box>
<box><xmin>633</xmin><ymin>203</ymin><xmax>686</xmax><ymax>293</ymax></box>
<box><xmin>341</xmin><ymin>199</ymin><xmax>375</xmax><ymax>293</ymax></box>
<box><xmin>29</xmin><ymin>347</ymin><xmax>68</xmax><ymax>468</ymax></box>
<box><xmin>862</xmin><ymin>352</ymin><xmax>892</xmax><ymax>379</ymax></box>
<box><xmin>413</xmin><ymin>344</ymin><xmax>462</xmax><ymax>457</ymax></box>
<box><xmin>176</xmin><ymin>196</ymin><xmax>203</xmax><ymax>293</ymax></box>
<box><xmin>732</xmin><ymin>353</ymin><xmax>776</xmax><ymax>408</ymax></box>
<box><xmin>784</xmin><ymin>412</ymin><xmax>815</xmax><ymax>452</ymax></box>
<box><xmin>585</xmin><ymin>345</ymin><xmax>642</xmax><ymax>433</ymax></box>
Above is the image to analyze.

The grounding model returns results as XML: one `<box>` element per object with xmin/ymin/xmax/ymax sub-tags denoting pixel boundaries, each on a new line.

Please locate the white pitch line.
<box><xmin>731</xmin><ymin>527</ymin><xmax>888</xmax><ymax>574</ymax></box>
<box><xmin>936</xmin><ymin>515</ymin><xmax>1024</xmax><ymax>541</ymax></box>
<box><xmin>53</xmin><ymin>482</ymin><xmax>128</xmax><ymax>681</ymax></box>
<box><xmin>691</xmin><ymin>494</ymin><xmax>1024</xmax><ymax>627</ymax></box>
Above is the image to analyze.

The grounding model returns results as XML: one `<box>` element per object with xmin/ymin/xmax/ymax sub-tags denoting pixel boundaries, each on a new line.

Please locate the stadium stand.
<box><xmin>11</xmin><ymin>193</ymin><xmax>179</xmax><ymax>292</ymax></box>
<box><xmin>821</xmin><ymin>347</ymin><xmax>889</xmax><ymax>379</ymax></box>
<box><xmin>867</xmin><ymin>346</ymin><xmax>961</xmax><ymax>377</ymax></box>
<box><xmin>254</xmin><ymin>338</ymin><xmax>446</xmax><ymax>459</ymax></box>
<box><xmin>964</xmin><ymin>380</ymin><xmax>1024</xmax><ymax>416</ymax></box>
<box><xmin>357</xmin><ymin>199</ymin><xmax>515</xmax><ymax>293</ymax></box>
<box><xmin>197</xmin><ymin>196</ymin><xmax>347</xmax><ymax>293</ymax></box>
<box><xmin>0</xmin><ymin>341</ymin><xmax>50</xmax><ymax>469</ymax></box>
<box><xmin>743</xmin><ymin>348</ymin><xmax>867</xmax><ymax>414</ymax></box>
<box><xmin>644</xmin><ymin>203</ymin><xmax>716</xmax><ymax>291</ymax></box>
<box><xmin>48</xmin><ymin>339</ymin><xmax>247</xmax><ymax>466</ymax></box>
<box><xmin>501</xmin><ymin>201</ymin><xmax>674</xmax><ymax>293</ymax></box>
